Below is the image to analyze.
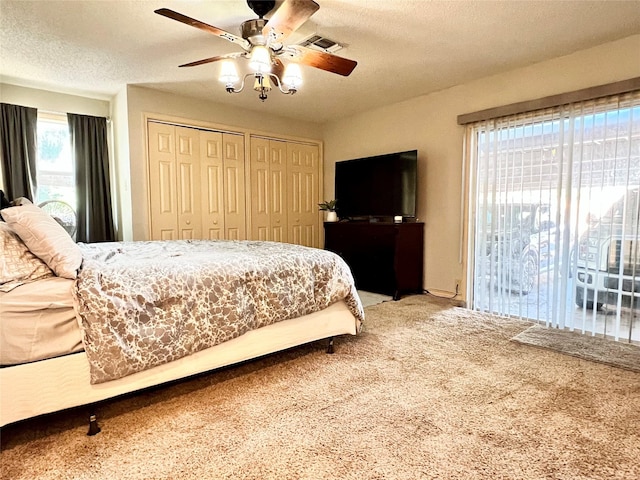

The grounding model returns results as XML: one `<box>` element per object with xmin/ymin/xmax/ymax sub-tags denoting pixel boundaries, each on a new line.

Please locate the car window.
<box><xmin>602</xmin><ymin>190</ymin><xmax>640</xmax><ymax>226</ymax></box>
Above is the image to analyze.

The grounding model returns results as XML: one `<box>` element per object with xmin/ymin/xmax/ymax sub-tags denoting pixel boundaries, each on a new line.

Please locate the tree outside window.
<box><xmin>36</xmin><ymin>113</ymin><xmax>74</xmax><ymax>208</ymax></box>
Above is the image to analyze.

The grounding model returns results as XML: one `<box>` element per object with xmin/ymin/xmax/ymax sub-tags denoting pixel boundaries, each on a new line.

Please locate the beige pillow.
<box><xmin>1</xmin><ymin>204</ymin><xmax>82</xmax><ymax>279</ymax></box>
<box><xmin>0</xmin><ymin>222</ymin><xmax>54</xmax><ymax>291</ymax></box>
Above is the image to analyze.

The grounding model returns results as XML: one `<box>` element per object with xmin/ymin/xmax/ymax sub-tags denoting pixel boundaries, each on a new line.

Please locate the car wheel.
<box><xmin>575</xmin><ymin>289</ymin><xmax>603</xmax><ymax>310</ymax></box>
<box><xmin>581</xmin><ymin>301</ymin><xmax>604</xmax><ymax>310</ymax></box>
<box><xmin>516</xmin><ymin>250</ymin><xmax>538</xmax><ymax>295</ymax></box>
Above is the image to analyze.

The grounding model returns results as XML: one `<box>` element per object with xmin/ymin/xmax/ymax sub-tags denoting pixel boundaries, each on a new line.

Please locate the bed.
<box><xmin>0</xmin><ymin>203</ymin><xmax>364</xmax><ymax>429</ymax></box>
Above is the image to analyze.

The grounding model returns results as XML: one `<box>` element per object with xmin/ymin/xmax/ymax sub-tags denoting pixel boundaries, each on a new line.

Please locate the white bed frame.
<box><xmin>0</xmin><ymin>301</ymin><xmax>358</xmax><ymax>428</ymax></box>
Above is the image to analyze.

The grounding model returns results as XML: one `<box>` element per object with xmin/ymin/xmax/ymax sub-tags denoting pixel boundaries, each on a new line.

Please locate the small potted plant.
<box><xmin>318</xmin><ymin>199</ymin><xmax>338</xmax><ymax>222</ymax></box>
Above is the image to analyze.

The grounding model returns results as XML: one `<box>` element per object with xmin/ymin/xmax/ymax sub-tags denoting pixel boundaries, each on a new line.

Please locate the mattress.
<box><xmin>0</xmin><ymin>277</ymin><xmax>83</xmax><ymax>365</ymax></box>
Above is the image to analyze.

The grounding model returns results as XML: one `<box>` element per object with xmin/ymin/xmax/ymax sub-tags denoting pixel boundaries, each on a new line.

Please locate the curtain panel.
<box><xmin>67</xmin><ymin>113</ymin><xmax>115</xmax><ymax>243</ymax></box>
<box><xmin>0</xmin><ymin>103</ymin><xmax>38</xmax><ymax>201</ymax></box>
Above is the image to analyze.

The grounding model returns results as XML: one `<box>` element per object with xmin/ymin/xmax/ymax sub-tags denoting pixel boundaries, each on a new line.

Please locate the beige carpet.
<box><xmin>2</xmin><ymin>295</ymin><xmax>640</xmax><ymax>480</ymax></box>
<box><xmin>513</xmin><ymin>324</ymin><xmax>640</xmax><ymax>373</ymax></box>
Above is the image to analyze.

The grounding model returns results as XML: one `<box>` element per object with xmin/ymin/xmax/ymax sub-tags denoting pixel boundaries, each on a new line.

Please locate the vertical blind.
<box><xmin>468</xmin><ymin>90</ymin><xmax>640</xmax><ymax>343</ymax></box>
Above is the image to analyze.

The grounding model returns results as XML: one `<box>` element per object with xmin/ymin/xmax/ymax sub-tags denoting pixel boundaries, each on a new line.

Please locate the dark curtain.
<box><xmin>68</xmin><ymin>113</ymin><xmax>115</xmax><ymax>243</ymax></box>
<box><xmin>0</xmin><ymin>103</ymin><xmax>38</xmax><ymax>201</ymax></box>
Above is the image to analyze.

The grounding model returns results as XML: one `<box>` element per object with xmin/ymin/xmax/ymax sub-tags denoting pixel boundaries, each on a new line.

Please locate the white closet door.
<box><xmin>223</xmin><ymin>133</ymin><xmax>247</xmax><ymax>240</ymax></box>
<box><xmin>200</xmin><ymin>130</ymin><xmax>225</xmax><ymax>240</ymax></box>
<box><xmin>250</xmin><ymin>137</ymin><xmax>271</xmax><ymax>241</ymax></box>
<box><xmin>250</xmin><ymin>137</ymin><xmax>289</xmax><ymax>242</ymax></box>
<box><xmin>175</xmin><ymin>126</ymin><xmax>201</xmax><ymax>240</ymax></box>
<box><xmin>148</xmin><ymin>122</ymin><xmax>178</xmax><ymax>240</ymax></box>
<box><xmin>148</xmin><ymin>120</ymin><xmax>320</xmax><ymax>246</ymax></box>
<box><xmin>287</xmin><ymin>143</ymin><xmax>320</xmax><ymax>248</ymax></box>
<box><xmin>269</xmin><ymin>140</ymin><xmax>288</xmax><ymax>243</ymax></box>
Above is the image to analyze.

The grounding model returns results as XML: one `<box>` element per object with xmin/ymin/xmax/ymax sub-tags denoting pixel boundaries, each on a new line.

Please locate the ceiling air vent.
<box><xmin>297</xmin><ymin>34</ymin><xmax>343</xmax><ymax>53</ymax></box>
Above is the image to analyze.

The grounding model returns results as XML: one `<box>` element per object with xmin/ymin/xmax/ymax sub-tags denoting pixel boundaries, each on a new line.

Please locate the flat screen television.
<box><xmin>335</xmin><ymin>150</ymin><xmax>417</xmax><ymax>221</ymax></box>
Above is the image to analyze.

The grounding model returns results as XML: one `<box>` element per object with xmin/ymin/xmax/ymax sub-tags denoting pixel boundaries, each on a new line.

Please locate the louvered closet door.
<box><xmin>148</xmin><ymin>122</ymin><xmax>178</xmax><ymax>240</ymax></box>
<box><xmin>250</xmin><ymin>137</ymin><xmax>288</xmax><ymax>242</ymax></box>
<box><xmin>287</xmin><ymin>143</ymin><xmax>320</xmax><ymax>248</ymax></box>
<box><xmin>200</xmin><ymin>130</ymin><xmax>225</xmax><ymax>240</ymax></box>
<box><xmin>222</xmin><ymin>133</ymin><xmax>247</xmax><ymax>240</ymax></box>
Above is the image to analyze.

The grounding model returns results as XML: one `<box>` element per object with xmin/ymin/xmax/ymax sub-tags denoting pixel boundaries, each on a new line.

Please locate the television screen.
<box><xmin>335</xmin><ymin>150</ymin><xmax>417</xmax><ymax>220</ymax></box>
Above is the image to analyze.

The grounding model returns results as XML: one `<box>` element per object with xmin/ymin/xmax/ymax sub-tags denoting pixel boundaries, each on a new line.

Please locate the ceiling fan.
<box><xmin>155</xmin><ymin>0</ymin><xmax>357</xmax><ymax>100</ymax></box>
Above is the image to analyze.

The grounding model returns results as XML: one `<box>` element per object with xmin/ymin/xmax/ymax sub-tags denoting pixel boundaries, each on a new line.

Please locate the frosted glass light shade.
<box><xmin>219</xmin><ymin>61</ymin><xmax>239</xmax><ymax>84</ymax></box>
<box><xmin>254</xmin><ymin>74</ymin><xmax>272</xmax><ymax>91</ymax></box>
<box><xmin>249</xmin><ymin>46</ymin><xmax>272</xmax><ymax>73</ymax></box>
<box><xmin>282</xmin><ymin>63</ymin><xmax>303</xmax><ymax>89</ymax></box>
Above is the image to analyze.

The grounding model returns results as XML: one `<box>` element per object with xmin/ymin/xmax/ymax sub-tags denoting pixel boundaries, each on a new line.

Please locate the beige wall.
<box><xmin>111</xmin><ymin>86</ymin><xmax>132</xmax><ymax>240</ymax></box>
<box><xmin>124</xmin><ymin>85</ymin><xmax>323</xmax><ymax>240</ymax></box>
<box><xmin>0</xmin><ymin>83</ymin><xmax>110</xmax><ymax>117</ymax></box>
<box><xmin>322</xmin><ymin>34</ymin><xmax>640</xmax><ymax>300</ymax></box>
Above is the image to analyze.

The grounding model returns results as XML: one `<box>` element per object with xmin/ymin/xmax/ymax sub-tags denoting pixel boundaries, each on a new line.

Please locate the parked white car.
<box><xmin>574</xmin><ymin>189</ymin><xmax>640</xmax><ymax>310</ymax></box>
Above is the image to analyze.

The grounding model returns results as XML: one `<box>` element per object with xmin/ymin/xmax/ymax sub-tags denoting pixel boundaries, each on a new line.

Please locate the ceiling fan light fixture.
<box><xmin>282</xmin><ymin>63</ymin><xmax>303</xmax><ymax>90</ymax></box>
<box><xmin>249</xmin><ymin>46</ymin><xmax>272</xmax><ymax>73</ymax></box>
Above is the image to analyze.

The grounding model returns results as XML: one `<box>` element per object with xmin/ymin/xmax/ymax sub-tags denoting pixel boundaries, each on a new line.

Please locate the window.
<box><xmin>468</xmin><ymin>91</ymin><xmax>640</xmax><ymax>343</ymax></box>
<box><xmin>35</xmin><ymin>113</ymin><xmax>75</xmax><ymax>209</ymax></box>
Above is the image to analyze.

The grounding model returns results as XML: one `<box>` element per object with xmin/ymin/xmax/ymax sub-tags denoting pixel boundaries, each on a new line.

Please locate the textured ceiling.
<box><xmin>1</xmin><ymin>0</ymin><xmax>640</xmax><ymax>124</ymax></box>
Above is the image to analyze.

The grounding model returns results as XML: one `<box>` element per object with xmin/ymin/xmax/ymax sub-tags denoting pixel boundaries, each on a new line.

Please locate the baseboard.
<box><xmin>423</xmin><ymin>289</ymin><xmax>466</xmax><ymax>307</ymax></box>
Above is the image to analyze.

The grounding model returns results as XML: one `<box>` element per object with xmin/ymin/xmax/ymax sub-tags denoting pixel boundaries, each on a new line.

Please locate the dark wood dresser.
<box><xmin>324</xmin><ymin>221</ymin><xmax>424</xmax><ymax>300</ymax></box>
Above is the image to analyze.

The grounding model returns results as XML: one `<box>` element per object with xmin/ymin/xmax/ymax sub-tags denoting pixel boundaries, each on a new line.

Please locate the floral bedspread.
<box><xmin>73</xmin><ymin>240</ymin><xmax>364</xmax><ymax>384</ymax></box>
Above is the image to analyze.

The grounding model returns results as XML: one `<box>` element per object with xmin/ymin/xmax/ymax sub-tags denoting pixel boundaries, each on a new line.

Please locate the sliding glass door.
<box><xmin>469</xmin><ymin>91</ymin><xmax>640</xmax><ymax>343</ymax></box>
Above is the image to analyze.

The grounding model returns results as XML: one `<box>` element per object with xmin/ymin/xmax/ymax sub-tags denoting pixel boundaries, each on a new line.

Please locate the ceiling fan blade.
<box><xmin>282</xmin><ymin>45</ymin><xmax>357</xmax><ymax>77</ymax></box>
<box><xmin>263</xmin><ymin>0</ymin><xmax>319</xmax><ymax>44</ymax></box>
<box><xmin>179</xmin><ymin>52</ymin><xmax>246</xmax><ymax>68</ymax></box>
<box><xmin>272</xmin><ymin>58</ymin><xmax>286</xmax><ymax>81</ymax></box>
<box><xmin>155</xmin><ymin>8</ymin><xmax>250</xmax><ymax>50</ymax></box>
